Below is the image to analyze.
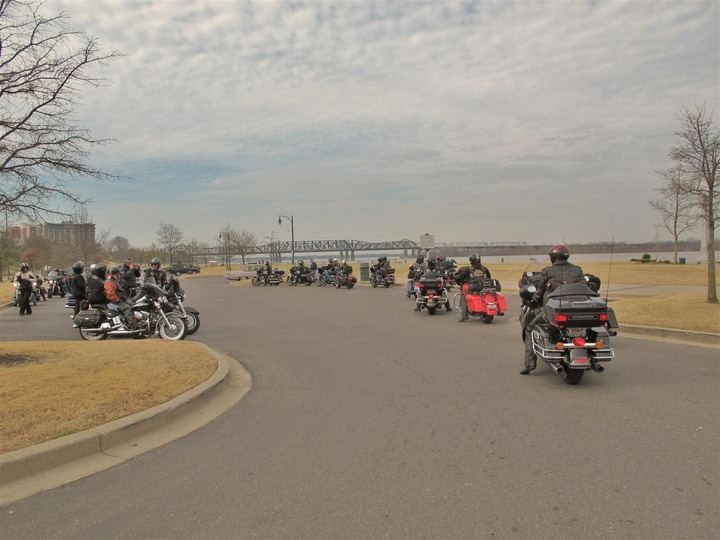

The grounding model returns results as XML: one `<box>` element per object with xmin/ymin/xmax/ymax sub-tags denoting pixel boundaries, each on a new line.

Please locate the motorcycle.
<box><xmin>12</xmin><ymin>278</ymin><xmax>39</xmax><ymax>306</ymax></box>
<box><xmin>370</xmin><ymin>266</ymin><xmax>396</xmax><ymax>288</ymax></box>
<box><xmin>46</xmin><ymin>275</ymin><xmax>66</xmax><ymax>298</ymax></box>
<box><xmin>453</xmin><ymin>278</ymin><xmax>507</xmax><ymax>324</ymax></box>
<box><xmin>441</xmin><ymin>268</ymin><xmax>456</xmax><ymax>290</ymax></box>
<box><xmin>414</xmin><ymin>274</ymin><xmax>450</xmax><ymax>315</ymax></box>
<box><xmin>74</xmin><ymin>281</ymin><xmax>187</xmax><ymax>341</ymax></box>
<box><xmin>287</xmin><ymin>267</ymin><xmax>315</xmax><ymax>286</ymax></box>
<box><xmin>315</xmin><ymin>267</ymin><xmax>337</xmax><ymax>287</ymax></box>
<box><xmin>163</xmin><ymin>276</ymin><xmax>201</xmax><ymax>335</ymax></box>
<box><xmin>335</xmin><ymin>270</ymin><xmax>357</xmax><ymax>289</ymax></box>
<box><xmin>252</xmin><ymin>267</ymin><xmax>284</xmax><ymax>286</ymax></box>
<box><xmin>519</xmin><ymin>268</ymin><xmax>618</xmax><ymax>385</ymax></box>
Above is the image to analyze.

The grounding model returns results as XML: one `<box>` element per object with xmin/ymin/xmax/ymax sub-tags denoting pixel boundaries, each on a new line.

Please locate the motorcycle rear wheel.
<box><xmin>158</xmin><ymin>316</ymin><xmax>187</xmax><ymax>340</ymax></box>
<box><xmin>79</xmin><ymin>328</ymin><xmax>107</xmax><ymax>341</ymax></box>
<box><xmin>428</xmin><ymin>306</ymin><xmax>436</xmax><ymax>315</ymax></box>
<box><xmin>384</xmin><ymin>282</ymin><xmax>390</xmax><ymax>288</ymax></box>
<box><xmin>480</xmin><ymin>314</ymin><xmax>494</xmax><ymax>324</ymax></box>
<box><xmin>185</xmin><ymin>312</ymin><xmax>200</xmax><ymax>335</ymax></box>
<box><xmin>562</xmin><ymin>368</ymin><xmax>585</xmax><ymax>385</ymax></box>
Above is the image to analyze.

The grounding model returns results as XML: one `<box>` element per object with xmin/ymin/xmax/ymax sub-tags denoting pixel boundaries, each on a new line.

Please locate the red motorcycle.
<box><xmin>454</xmin><ymin>278</ymin><xmax>507</xmax><ymax>324</ymax></box>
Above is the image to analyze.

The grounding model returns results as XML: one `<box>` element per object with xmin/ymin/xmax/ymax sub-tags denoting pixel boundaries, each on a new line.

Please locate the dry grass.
<box><xmin>609</xmin><ymin>296</ymin><xmax>720</xmax><ymax>333</ymax></box>
<box><xmin>0</xmin><ymin>341</ymin><xmax>217</xmax><ymax>453</ymax></box>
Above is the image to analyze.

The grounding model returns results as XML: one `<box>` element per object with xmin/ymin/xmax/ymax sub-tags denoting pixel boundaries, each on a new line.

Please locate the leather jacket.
<box><xmin>531</xmin><ymin>260</ymin><xmax>585</xmax><ymax>304</ymax></box>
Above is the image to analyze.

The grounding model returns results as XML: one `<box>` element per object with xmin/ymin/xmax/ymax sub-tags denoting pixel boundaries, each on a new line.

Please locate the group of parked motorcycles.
<box><xmin>254</xmin><ymin>264</ymin><xmax>359</xmax><ymax>289</ymax></box>
<box><xmin>72</xmin><ymin>275</ymin><xmax>200</xmax><ymax>342</ymax></box>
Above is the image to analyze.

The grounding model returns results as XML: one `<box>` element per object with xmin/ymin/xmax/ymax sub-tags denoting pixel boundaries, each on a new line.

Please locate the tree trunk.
<box><xmin>706</xmin><ymin>218</ymin><xmax>717</xmax><ymax>303</ymax></box>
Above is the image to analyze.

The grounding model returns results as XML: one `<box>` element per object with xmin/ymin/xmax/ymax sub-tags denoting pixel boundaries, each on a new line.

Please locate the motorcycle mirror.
<box><xmin>525</xmin><ymin>271</ymin><xmax>534</xmax><ymax>277</ymax></box>
<box><xmin>527</xmin><ymin>285</ymin><xmax>536</xmax><ymax>293</ymax></box>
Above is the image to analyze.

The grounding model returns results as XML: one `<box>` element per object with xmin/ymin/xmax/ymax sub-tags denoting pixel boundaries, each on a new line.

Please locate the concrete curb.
<box><xmin>0</xmin><ymin>344</ymin><xmax>252</xmax><ymax>504</ymax></box>
<box><xmin>620</xmin><ymin>324</ymin><xmax>720</xmax><ymax>347</ymax></box>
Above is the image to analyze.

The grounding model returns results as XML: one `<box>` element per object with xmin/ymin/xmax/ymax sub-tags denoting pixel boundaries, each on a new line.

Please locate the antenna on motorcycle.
<box><xmin>605</xmin><ymin>236</ymin><xmax>615</xmax><ymax>303</ymax></box>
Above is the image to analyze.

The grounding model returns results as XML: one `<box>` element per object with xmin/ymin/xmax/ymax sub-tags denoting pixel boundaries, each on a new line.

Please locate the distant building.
<box><xmin>41</xmin><ymin>221</ymin><xmax>96</xmax><ymax>244</ymax></box>
<box><xmin>9</xmin><ymin>224</ymin><xmax>34</xmax><ymax>243</ymax></box>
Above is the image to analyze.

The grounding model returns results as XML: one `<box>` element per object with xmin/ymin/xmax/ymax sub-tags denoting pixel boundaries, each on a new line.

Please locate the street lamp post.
<box><xmin>278</xmin><ymin>215</ymin><xmax>294</xmax><ymax>265</ymax></box>
<box><xmin>219</xmin><ymin>233</ymin><xmax>230</xmax><ymax>270</ymax></box>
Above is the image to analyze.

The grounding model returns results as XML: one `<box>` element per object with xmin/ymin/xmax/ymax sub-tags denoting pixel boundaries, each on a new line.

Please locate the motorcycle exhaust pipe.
<box><xmin>591</xmin><ymin>364</ymin><xmax>605</xmax><ymax>373</ymax></box>
<box><xmin>550</xmin><ymin>363</ymin><xmax>564</xmax><ymax>376</ymax></box>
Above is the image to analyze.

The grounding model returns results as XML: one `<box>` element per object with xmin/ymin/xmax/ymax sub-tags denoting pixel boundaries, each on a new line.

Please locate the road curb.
<box><xmin>620</xmin><ymin>324</ymin><xmax>720</xmax><ymax>347</ymax></box>
<box><xmin>0</xmin><ymin>344</ymin><xmax>251</xmax><ymax>503</ymax></box>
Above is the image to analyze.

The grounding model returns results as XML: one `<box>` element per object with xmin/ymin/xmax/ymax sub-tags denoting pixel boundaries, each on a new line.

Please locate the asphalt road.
<box><xmin>1</xmin><ymin>277</ymin><xmax>718</xmax><ymax>539</ymax></box>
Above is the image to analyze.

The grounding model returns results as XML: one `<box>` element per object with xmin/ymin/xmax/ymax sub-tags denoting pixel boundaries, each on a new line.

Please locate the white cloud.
<box><xmin>49</xmin><ymin>0</ymin><xmax>719</xmax><ymax>247</ymax></box>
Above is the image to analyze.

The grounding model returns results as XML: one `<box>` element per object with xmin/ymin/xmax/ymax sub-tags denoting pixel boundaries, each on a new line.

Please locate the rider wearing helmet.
<box><xmin>86</xmin><ymin>263</ymin><xmax>108</xmax><ymax>306</ymax></box>
<box><xmin>14</xmin><ymin>263</ymin><xmax>34</xmax><ymax>316</ymax></box>
<box><xmin>70</xmin><ymin>261</ymin><xmax>87</xmax><ymax>316</ymax></box>
<box><xmin>455</xmin><ymin>253</ymin><xmax>492</xmax><ymax>322</ymax></box>
<box><xmin>145</xmin><ymin>258</ymin><xmax>168</xmax><ymax>286</ymax></box>
<box><xmin>520</xmin><ymin>245</ymin><xmax>585</xmax><ymax>375</ymax></box>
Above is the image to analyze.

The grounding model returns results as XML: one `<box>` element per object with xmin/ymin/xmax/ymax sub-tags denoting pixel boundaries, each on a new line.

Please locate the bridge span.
<box><xmin>193</xmin><ymin>239</ymin><xmax>527</xmax><ymax>263</ymax></box>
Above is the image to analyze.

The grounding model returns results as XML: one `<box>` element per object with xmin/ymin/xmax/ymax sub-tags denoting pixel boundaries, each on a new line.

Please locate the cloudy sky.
<box><xmin>49</xmin><ymin>0</ymin><xmax>719</xmax><ymax>248</ymax></box>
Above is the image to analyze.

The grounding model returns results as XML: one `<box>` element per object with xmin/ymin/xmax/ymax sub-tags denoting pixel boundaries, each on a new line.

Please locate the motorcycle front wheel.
<box><xmin>158</xmin><ymin>315</ymin><xmax>187</xmax><ymax>341</ymax></box>
<box><xmin>371</xmin><ymin>279</ymin><xmax>378</xmax><ymax>288</ymax></box>
<box><xmin>79</xmin><ymin>328</ymin><xmax>107</xmax><ymax>341</ymax></box>
<box><xmin>251</xmin><ymin>276</ymin><xmax>261</xmax><ymax>286</ymax></box>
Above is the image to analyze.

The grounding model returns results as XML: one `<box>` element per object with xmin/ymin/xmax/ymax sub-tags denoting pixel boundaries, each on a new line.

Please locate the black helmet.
<box><xmin>109</xmin><ymin>266</ymin><xmax>120</xmax><ymax>275</ymax></box>
<box><xmin>151</xmin><ymin>258</ymin><xmax>162</xmax><ymax>266</ymax></box>
<box><xmin>469</xmin><ymin>253</ymin><xmax>481</xmax><ymax>266</ymax></box>
<box><xmin>549</xmin><ymin>245</ymin><xmax>570</xmax><ymax>263</ymax></box>
<box><xmin>93</xmin><ymin>263</ymin><xmax>107</xmax><ymax>279</ymax></box>
<box><xmin>72</xmin><ymin>261</ymin><xmax>85</xmax><ymax>274</ymax></box>
<box><xmin>427</xmin><ymin>258</ymin><xmax>437</xmax><ymax>270</ymax></box>
<box><xmin>416</xmin><ymin>255</ymin><xmax>424</xmax><ymax>265</ymax></box>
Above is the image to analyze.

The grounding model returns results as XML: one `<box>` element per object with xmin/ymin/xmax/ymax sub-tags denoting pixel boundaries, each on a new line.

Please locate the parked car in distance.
<box><xmin>227</xmin><ymin>264</ymin><xmax>263</xmax><ymax>281</ymax></box>
<box><xmin>169</xmin><ymin>263</ymin><xmax>199</xmax><ymax>275</ymax></box>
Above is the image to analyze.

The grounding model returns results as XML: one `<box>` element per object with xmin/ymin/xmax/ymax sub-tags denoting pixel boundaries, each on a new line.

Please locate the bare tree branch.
<box><xmin>0</xmin><ymin>0</ymin><xmax>123</xmax><ymax>222</ymax></box>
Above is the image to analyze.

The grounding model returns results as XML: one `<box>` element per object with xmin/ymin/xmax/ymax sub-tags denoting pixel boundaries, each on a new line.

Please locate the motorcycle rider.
<box><xmin>119</xmin><ymin>257</ymin><xmax>141</xmax><ymax>295</ymax></box>
<box><xmin>104</xmin><ymin>266</ymin><xmax>136</xmax><ymax>325</ymax></box>
<box><xmin>13</xmin><ymin>263</ymin><xmax>33</xmax><ymax>316</ymax></box>
<box><xmin>414</xmin><ymin>257</ymin><xmax>445</xmax><ymax>311</ymax></box>
<box><xmin>455</xmin><ymin>253</ymin><xmax>492</xmax><ymax>322</ymax></box>
<box><xmin>86</xmin><ymin>263</ymin><xmax>108</xmax><ymax>306</ymax></box>
<box><xmin>70</xmin><ymin>261</ymin><xmax>87</xmax><ymax>316</ymax></box>
<box><xmin>145</xmin><ymin>258</ymin><xmax>168</xmax><ymax>286</ymax></box>
<box><xmin>520</xmin><ymin>245</ymin><xmax>585</xmax><ymax>375</ymax></box>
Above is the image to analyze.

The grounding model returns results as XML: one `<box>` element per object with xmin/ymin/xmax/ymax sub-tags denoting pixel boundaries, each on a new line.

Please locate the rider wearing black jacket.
<box><xmin>520</xmin><ymin>245</ymin><xmax>585</xmax><ymax>375</ymax></box>
<box><xmin>86</xmin><ymin>264</ymin><xmax>108</xmax><ymax>306</ymax></box>
<box><xmin>456</xmin><ymin>253</ymin><xmax>492</xmax><ymax>322</ymax></box>
<box><xmin>70</xmin><ymin>261</ymin><xmax>87</xmax><ymax>316</ymax></box>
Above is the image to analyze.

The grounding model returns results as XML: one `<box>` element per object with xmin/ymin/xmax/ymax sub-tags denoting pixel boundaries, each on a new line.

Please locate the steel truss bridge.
<box><xmin>194</xmin><ymin>239</ymin><xmax>527</xmax><ymax>262</ymax></box>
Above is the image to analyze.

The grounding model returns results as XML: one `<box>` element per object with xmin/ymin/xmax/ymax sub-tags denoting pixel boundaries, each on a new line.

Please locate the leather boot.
<box><xmin>413</xmin><ymin>305</ymin><xmax>421</xmax><ymax>312</ymax></box>
<box><xmin>519</xmin><ymin>357</ymin><xmax>537</xmax><ymax>375</ymax></box>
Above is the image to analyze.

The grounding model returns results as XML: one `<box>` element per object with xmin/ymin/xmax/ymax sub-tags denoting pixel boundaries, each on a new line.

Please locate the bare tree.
<box><xmin>107</xmin><ymin>235</ymin><xmax>131</xmax><ymax>260</ymax></box>
<box><xmin>649</xmin><ymin>169</ymin><xmax>699</xmax><ymax>263</ymax></box>
<box><xmin>229</xmin><ymin>229</ymin><xmax>257</xmax><ymax>265</ymax></box>
<box><xmin>156</xmin><ymin>223</ymin><xmax>184</xmax><ymax>265</ymax></box>
<box><xmin>664</xmin><ymin>104</ymin><xmax>719</xmax><ymax>303</ymax></box>
<box><xmin>0</xmin><ymin>0</ymin><xmax>123</xmax><ymax>222</ymax></box>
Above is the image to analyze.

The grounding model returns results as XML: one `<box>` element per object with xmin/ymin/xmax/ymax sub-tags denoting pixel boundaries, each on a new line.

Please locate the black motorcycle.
<box><xmin>287</xmin><ymin>267</ymin><xmax>314</xmax><ymax>286</ymax></box>
<box><xmin>252</xmin><ymin>267</ymin><xmax>284</xmax><ymax>286</ymax></box>
<box><xmin>335</xmin><ymin>270</ymin><xmax>357</xmax><ymax>289</ymax></box>
<box><xmin>163</xmin><ymin>276</ymin><xmax>201</xmax><ymax>335</ymax></box>
<box><xmin>369</xmin><ymin>266</ymin><xmax>396</xmax><ymax>288</ymax></box>
<box><xmin>46</xmin><ymin>274</ymin><xmax>66</xmax><ymax>298</ymax></box>
<box><xmin>74</xmin><ymin>281</ymin><xmax>187</xmax><ymax>341</ymax></box>
<box><xmin>519</xmin><ymin>270</ymin><xmax>618</xmax><ymax>385</ymax></box>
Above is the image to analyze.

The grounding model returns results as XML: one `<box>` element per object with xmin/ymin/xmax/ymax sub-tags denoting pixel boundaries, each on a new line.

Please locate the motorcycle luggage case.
<box><xmin>543</xmin><ymin>286</ymin><xmax>608</xmax><ymax>328</ymax></box>
<box><xmin>74</xmin><ymin>309</ymin><xmax>104</xmax><ymax>327</ymax></box>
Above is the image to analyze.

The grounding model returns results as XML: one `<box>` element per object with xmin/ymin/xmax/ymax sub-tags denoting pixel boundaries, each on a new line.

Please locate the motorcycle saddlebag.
<box><xmin>74</xmin><ymin>309</ymin><xmax>104</xmax><ymax>328</ymax></box>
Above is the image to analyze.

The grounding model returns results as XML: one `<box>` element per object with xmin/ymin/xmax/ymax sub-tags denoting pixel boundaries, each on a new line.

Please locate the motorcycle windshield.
<box><xmin>142</xmin><ymin>282</ymin><xmax>168</xmax><ymax>300</ymax></box>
